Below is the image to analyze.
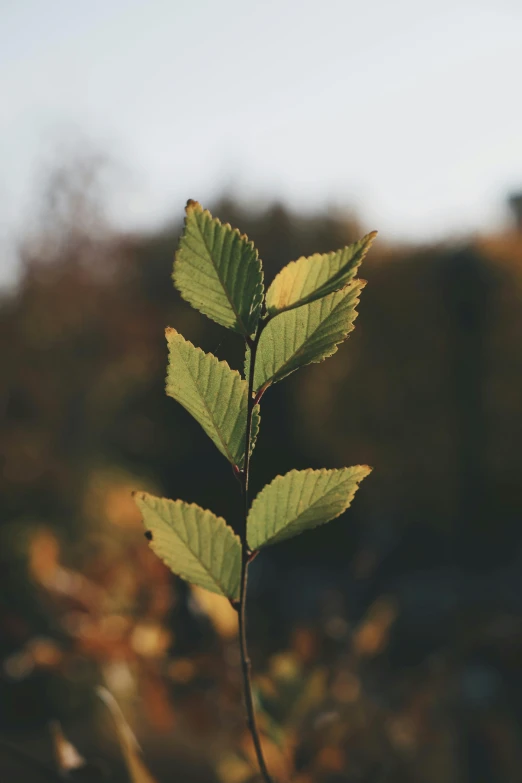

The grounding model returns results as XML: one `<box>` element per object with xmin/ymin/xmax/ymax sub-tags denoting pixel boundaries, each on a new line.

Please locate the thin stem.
<box><xmin>238</xmin><ymin>328</ymin><xmax>274</xmax><ymax>783</ymax></box>
<box><xmin>238</xmin><ymin>556</ymin><xmax>274</xmax><ymax>782</ymax></box>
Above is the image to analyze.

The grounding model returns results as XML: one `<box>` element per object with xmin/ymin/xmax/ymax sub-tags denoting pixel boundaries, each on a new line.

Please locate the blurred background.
<box><xmin>2</xmin><ymin>1</ymin><xmax>522</xmax><ymax>781</ymax></box>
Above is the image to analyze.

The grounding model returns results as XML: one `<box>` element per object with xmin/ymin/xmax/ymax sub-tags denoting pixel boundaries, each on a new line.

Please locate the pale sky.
<box><xmin>1</xmin><ymin>0</ymin><xmax>522</xmax><ymax>284</ymax></box>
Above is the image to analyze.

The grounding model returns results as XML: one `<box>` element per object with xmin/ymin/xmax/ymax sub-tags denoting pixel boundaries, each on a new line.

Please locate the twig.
<box><xmin>238</xmin><ymin>327</ymin><xmax>274</xmax><ymax>783</ymax></box>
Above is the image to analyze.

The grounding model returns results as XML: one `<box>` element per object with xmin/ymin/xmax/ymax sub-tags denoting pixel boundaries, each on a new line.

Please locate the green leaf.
<box><xmin>247</xmin><ymin>466</ymin><xmax>372</xmax><ymax>550</ymax></box>
<box><xmin>135</xmin><ymin>492</ymin><xmax>241</xmax><ymax>599</ymax></box>
<box><xmin>244</xmin><ymin>345</ymin><xmax>251</xmax><ymax>381</ymax></box>
<box><xmin>265</xmin><ymin>232</ymin><xmax>376</xmax><ymax>315</ymax></box>
<box><xmin>166</xmin><ymin>328</ymin><xmax>259</xmax><ymax>468</ymax></box>
<box><xmin>253</xmin><ymin>280</ymin><xmax>365</xmax><ymax>394</ymax></box>
<box><xmin>173</xmin><ymin>200</ymin><xmax>264</xmax><ymax>337</ymax></box>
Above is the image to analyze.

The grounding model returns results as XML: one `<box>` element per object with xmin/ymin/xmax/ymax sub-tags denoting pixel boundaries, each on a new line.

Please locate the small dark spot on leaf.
<box><xmin>144</xmin><ymin>531</ymin><xmax>153</xmax><ymax>541</ymax></box>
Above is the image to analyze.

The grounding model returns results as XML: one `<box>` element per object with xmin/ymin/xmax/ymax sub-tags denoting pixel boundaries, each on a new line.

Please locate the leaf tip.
<box><xmin>133</xmin><ymin>490</ymin><xmax>151</xmax><ymax>507</ymax></box>
<box><xmin>185</xmin><ymin>199</ymin><xmax>201</xmax><ymax>212</ymax></box>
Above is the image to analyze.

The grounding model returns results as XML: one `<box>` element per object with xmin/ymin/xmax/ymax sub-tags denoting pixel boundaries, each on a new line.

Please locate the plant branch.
<box><xmin>238</xmin><ymin>327</ymin><xmax>274</xmax><ymax>783</ymax></box>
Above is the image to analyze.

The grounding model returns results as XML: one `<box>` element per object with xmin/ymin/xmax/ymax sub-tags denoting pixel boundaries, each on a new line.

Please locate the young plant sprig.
<box><xmin>134</xmin><ymin>200</ymin><xmax>376</xmax><ymax>782</ymax></box>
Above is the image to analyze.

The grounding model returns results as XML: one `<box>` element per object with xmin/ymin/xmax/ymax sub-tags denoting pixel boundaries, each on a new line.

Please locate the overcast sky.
<box><xmin>1</xmin><ymin>0</ymin><xmax>521</xmax><ymax>284</ymax></box>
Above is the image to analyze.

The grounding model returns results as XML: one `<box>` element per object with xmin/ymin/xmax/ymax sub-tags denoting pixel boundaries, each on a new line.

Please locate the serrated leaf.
<box><xmin>265</xmin><ymin>232</ymin><xmax>376</xmax><ymax>315</ymax></box>
<box><xmin>244</xmin><ymin>345</ymin><xmax>251</xmax><ymax>381</ymax></box>
<box><xmin>166</xmin><ymin>328</ymin><xmax>259</xmax><ymax>468</ymax></box>
<box><xmin>173</xmin><ymin>200</ymin><xmax>264</xmax><ymax>337</ymax></box>
<box><xmin>253</xmin><ymin>280</ymin><xmax>365</xmax><ymax>393</ymax></box>
<box><xmin>135</xmin><ymin>492</ymin><xmax>241</xmax><ymax>599</ymax></box>
<box><xmin>247</xmin><ymin>466</ymin><xmax>372</xmax><ymax>550</ymax></box>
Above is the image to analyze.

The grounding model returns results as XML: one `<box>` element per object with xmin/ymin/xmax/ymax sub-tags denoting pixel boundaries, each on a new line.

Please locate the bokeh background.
<box><xmin>2</xmin><ymin>2</ymin><xmax>522</xmax><ymax>781</ymax></box>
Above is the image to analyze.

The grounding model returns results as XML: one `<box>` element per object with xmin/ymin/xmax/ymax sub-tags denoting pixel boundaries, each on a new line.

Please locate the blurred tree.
<box><xmin>2</xmin><ymin>159</ymin><xmax>522</xmax><ymax>782</ymax></box>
